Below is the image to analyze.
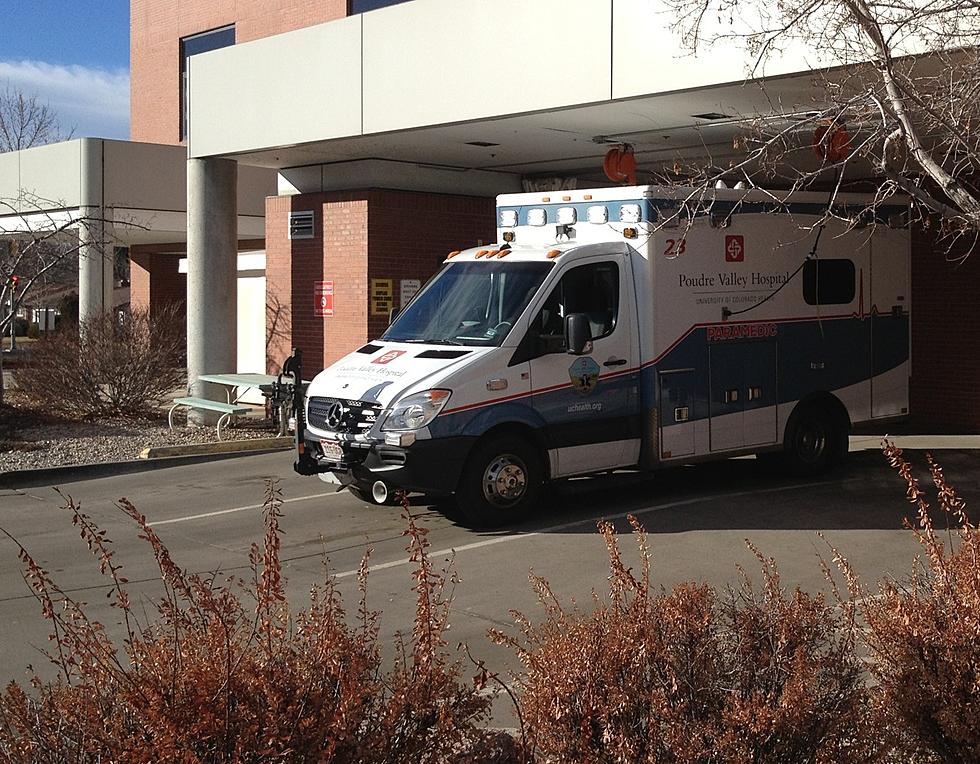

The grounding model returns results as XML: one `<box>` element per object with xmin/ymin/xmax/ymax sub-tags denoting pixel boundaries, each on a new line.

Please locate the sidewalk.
<box><xmin>850</xmin><ymin>435</ymin><xmax>980</xmax><ymax>451</ymax></box>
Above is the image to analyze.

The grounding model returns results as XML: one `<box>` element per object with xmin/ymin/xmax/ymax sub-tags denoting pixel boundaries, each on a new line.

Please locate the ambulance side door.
<box><xmin>516</xmin><ymin>254</ymin><xmax>640</xmax><ymax>477</ymax></box>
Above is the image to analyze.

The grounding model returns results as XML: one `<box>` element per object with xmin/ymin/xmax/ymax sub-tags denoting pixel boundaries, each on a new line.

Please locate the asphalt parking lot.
<box><xmin>1</xmin><ymin>439</ymin><xmax>975</xmax><ymax>725</ymax></box>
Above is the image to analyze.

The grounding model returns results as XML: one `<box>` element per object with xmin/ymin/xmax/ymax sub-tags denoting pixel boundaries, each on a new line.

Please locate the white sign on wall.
<box><xmin>400</xmin><ymin>278</ymin><xmax>421</xmax><ymax>308</ymax></box>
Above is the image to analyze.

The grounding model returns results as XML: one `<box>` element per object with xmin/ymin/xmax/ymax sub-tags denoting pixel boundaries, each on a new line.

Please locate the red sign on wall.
<box><xmin>725</xmin><ymin>235</ymin><xmax>745</xmax><ymax>262</ymax></box>
<box><xmin>314</xmin><ymin>281</ymin><xmax>334</xmax><ymax>317</ymax></box>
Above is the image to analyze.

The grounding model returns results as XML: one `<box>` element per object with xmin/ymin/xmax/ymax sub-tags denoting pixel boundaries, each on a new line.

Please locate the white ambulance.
<box><xmin>293</xmin><ymin>185</ymin><xmax>910</xmax><ymax>527</ymax></box>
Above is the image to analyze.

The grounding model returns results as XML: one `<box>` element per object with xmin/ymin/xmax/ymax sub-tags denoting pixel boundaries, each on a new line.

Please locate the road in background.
<box><xmin>2</xmin><ymin>443</ymin><xmax>974</xmax><ymax>726</ymax></box>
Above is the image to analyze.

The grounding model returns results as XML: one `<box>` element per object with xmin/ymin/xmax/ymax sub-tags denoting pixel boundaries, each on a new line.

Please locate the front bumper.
<box><xmin>294</xmin><ymin>430</ymin><xmax>475</xmax><ymax>496</ymax></box>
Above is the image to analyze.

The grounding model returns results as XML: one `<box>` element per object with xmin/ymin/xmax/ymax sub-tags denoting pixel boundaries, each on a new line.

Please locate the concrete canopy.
<box><xmin>0</xmin><ymin>138</ymin><xmax>273</xmax><ymax>245</ymax></box>
<box><xmin>185</xmin><ymin>0</ymin><xmax>896</xmax><ymax>189</ymax></box>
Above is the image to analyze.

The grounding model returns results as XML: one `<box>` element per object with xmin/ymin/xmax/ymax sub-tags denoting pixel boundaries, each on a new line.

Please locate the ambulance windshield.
<box><xmin>382</xmin><ymin>260</ymin><xmax>553</xmax><ymax>347</ymax></box>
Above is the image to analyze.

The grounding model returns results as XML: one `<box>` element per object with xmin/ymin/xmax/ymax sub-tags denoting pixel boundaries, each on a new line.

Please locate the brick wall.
<box><xmin>130</xmin><ymin>0</ymin><xmax>347</xmax><ymax>144</ymax></box>
<box><xmin>130</xmin><ymin>248</ymin><xmax>187</xmax><ymax>348</ymax></box>
<box><xmin>130</xmin><ymin>248</ymin><xmax>186</xmax><ymax>315</ymax></box>
<box><xmin>266</xmin><ymin>192</ymin><xmax>369</xmax><ymax>373</ymax></box>
<box><xmin>265</xmin><ymin>189</ymin><xmax>494</xmax><ymax>375</ymax></box>
<box><xmin>366</xmin><ymin>189</ymin><xmax>494</xmax><ymax>339</ymax></box>
<box><xmin>909</xmin><ymin>227</ymin><xmax>980</xmax><ymax>432</ymax></box>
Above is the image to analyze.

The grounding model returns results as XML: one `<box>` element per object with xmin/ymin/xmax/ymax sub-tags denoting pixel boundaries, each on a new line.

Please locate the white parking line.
<box><xmin>150</xmin><ymin>490</ymin><xmax>344</xmax><ymax>526</ymax></box>
<box><xmin>334</xmin><ymin>479</ymin><xmax>847</xmax><ymax>579</ymax></box>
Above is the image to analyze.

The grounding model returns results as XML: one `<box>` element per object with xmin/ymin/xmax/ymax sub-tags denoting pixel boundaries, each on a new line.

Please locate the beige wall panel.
<box><xmin>0</xmin><ymin>151</ymin><xmax>21</xmax><ymax>203</ymax></box>
<box><xmin>188</xmin><ymin>16</ymin><xmax>363</xmax><ymax>158</ymax></box>
<box><xmin>238</xmin><ymin>164</ymin><xmax>278</xmax><ymax>217</ymax></box>
<box><xmin>14</xmin><ymin>140</ymin><xmax>83</xmax><ymax>210</ymax></box>
<box><xmin>612</xmin><ymin>0</ymin><xmax>815</xmax><ymax>99</ymax></box>
<box><xmin>363</xmin><ymin>0</ymin><xmax>612</xmax><ymax>133</ymax></box>
<box><xmin>104</xmin><ymin>141</ymin><xmax>187</xmax><ymax>211</ymax></box>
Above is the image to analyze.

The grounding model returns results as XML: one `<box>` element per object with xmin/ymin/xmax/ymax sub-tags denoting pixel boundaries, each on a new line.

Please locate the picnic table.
<box><xmin>170</xmin><ymin>373</ymin><xmax>301</xmax><ymax>439</ymax></box>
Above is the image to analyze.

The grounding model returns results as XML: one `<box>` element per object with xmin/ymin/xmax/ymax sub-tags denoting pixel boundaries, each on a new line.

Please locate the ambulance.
<box><xmin>293</xmin><ymin>185</ymin><xmax>910</xmax><ymax>527</ymax></box>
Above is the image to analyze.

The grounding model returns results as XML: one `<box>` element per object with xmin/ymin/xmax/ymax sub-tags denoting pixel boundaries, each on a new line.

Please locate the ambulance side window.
<box><xmin>520</xmin><ymin>261</ymin><xmax>619</xmax><ymax>359</ymax></box>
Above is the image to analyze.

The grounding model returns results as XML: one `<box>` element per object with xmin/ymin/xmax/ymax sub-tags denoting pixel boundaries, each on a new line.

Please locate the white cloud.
<box><xmin>0</xmin><ymin>59</ymin><xmax>129</xmax><ymax>141</ymax></box>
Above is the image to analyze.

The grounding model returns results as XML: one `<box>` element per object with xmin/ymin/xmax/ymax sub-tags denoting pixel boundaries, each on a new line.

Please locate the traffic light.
<box><xmin>5</xmin><ymin>274</ymin><xmax>18</xmax><ymax>289</ymax></box>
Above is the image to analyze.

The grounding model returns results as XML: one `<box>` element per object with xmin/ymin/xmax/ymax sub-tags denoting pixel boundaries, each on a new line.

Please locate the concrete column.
<box><xmin>186</xmin><ymin>157</ymin><xmax>238</xmax><ymax>412</ymax></box>
<box><xmin>78</xmin><ymin>207</ymin><xmax>114</xmax><ymax>323</ymax></box>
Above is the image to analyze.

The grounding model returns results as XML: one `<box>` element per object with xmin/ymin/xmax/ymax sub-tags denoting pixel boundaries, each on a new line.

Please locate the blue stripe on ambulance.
<box><xmin>497</xmin><ymin>200</ymin><xmax>910</xmax><ymax>228</ymax></box>
<box><xmin>429</xmin><ymin>313</ymin><xmax>908</xmax><ymax>447</ymax></box>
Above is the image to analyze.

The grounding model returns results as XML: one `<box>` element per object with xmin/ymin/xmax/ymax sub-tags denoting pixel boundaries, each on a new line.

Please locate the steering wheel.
<box><xmin>488</xmin><ymin>321</ymin><xmax>513</xmax><ymax>338</ymax></box>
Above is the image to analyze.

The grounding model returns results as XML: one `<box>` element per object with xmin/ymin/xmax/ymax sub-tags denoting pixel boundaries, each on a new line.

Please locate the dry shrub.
<box><xmin>494</xmin><ymin>516</ymin><xmax>878</xmax><ymax>764</ymax></box>
<box><xmin>853</xmin><ymin>442</ymin><xmax>980</xmax><ymax>762</ymax></box>
<box><xmin>19</xmin><ymin>304</ymin><xmax>184</xmax><ymax>418</ymax></box>
<box><xmin>0</xmin><ymin>483</ymin><xmax>491</xmax><ymax>762</ymax></box>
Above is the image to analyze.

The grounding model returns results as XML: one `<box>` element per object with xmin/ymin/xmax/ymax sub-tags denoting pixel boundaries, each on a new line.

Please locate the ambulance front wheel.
<box><xmin>454</xmin><ymin>435</ymin><xmax>542</xmax><ymax>528</ymax></box>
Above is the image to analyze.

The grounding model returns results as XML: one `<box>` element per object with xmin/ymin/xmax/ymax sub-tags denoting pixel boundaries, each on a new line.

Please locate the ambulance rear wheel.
<box><xmin>783</xmin><ymin>403</ymin><xmax>846</xmax><ymax>476</ymax></box>
<box><xmin>455</xmin><ymin>436</ymin><xmax>542</xmax><ymax>528</ymax></box>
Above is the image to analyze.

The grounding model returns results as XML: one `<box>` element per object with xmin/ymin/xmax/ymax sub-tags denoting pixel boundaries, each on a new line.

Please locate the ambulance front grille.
<box><xmin>307</xmin><ymin>397</ymin><xmax>382</xmax><ymax>434</ymax></box>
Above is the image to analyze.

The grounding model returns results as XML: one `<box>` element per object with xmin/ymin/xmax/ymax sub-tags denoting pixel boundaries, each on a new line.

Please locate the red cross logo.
<box><xmin>725</xmin><ymin>235</ymin><xmax>745</xmax><ymax>262</ymax></box>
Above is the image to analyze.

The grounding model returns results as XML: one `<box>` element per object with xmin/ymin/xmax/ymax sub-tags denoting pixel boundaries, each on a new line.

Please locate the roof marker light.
<box><xmin>475</xmin><ymin>250</ymin><xmax>489</xmax><ymax>258</ymax></box>
<box><xmin>546</xmin><ymin>249</ymin><xmax>562</xmax><ymax>259</ymax></box>
<box><xmin>486</xmin><ymin>249</ymin><xmax>500</xmax><ymax>257</ymax></box>
<box><xmin>584</xmin><ymin>194</ymin><xmax>593</xmax><ymax>200</ymax></box>
<box><xmin>542</xmin><ymin>196</ymin><xmax>551</xmax><ymax>202</ymax></box>
<box><xmin>528</xmin><ymin>208</ymin><xmax>547</xmax><ymax>226</ymax></box>
<box><xmin>620</xmin><ymin>204</ymin><xmax>642</xmax><ymax>223</ymax></box>
<box><xmin>562</xmin><ymin>195</ymin><xmax>572</xmax><ymax>202</ymax></box>
<box><xmin>557</xmin><ymin>207</ymin><xmax>577</xmax><ymax>225</ymax></box>
<box><xmin>587</xmin><ymin>205</ymin><xmax>608</xmax><ymax>224</ymax></box>
<box><xmin>447</xmin><ymin>250</ymin><xmax>461</xmax><ymax>258</ymax></box>
<box><xmin>499</xmin><ymin>209</ymin><xmax>518</xmax><ymax>227</ymax></box>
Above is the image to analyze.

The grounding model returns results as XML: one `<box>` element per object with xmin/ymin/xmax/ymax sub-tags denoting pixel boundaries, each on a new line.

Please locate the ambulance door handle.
<box><xmin>603</xmin><ymin>358</ymin><xmax>627</xmax><ymax>367</ymax></box>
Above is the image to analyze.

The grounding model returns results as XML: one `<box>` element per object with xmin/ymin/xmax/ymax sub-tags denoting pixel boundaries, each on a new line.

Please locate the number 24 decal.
<box><xmin>663</xmin><ymin>239</ymin><xmax>687</xmax><ymax>258</ymax></box>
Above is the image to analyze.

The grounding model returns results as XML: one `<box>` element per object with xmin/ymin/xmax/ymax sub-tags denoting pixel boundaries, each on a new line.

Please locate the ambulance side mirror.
<box><xmin>565</xmin><ymin>313</ymin><xmax>593</xmax><ymax>355</ymax></box>
<box><xmin>388</xmin><ymin>307</ymin><xmax>400</xmax><ymax>325</ymax></box>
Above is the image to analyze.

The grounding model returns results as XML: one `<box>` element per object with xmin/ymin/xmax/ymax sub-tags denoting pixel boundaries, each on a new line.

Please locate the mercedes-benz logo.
<box><xmin>326</xmin><ymin>401</ymin><xmax>347</xmax><ymax>429</ymax></box>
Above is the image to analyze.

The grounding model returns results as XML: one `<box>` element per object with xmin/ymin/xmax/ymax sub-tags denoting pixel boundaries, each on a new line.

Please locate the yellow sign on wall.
<box><xmin>370</xmin><ymin>278</ymin><xmax>394</xmax><ymax>316</ymax></box>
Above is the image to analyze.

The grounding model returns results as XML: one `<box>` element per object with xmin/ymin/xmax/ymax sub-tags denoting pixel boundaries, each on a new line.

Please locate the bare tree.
<box><xmin>0</xmin><ymin>85</ymin><xmax>72</xmax><ymax>153</ymax></box>
<box><xmin>661</xmin><ymin>0</ymin><xmax>980</xmax><ymax>236</ymax></box>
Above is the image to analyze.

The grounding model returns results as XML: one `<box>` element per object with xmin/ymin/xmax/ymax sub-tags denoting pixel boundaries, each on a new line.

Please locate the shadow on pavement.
<box><xmin>432</xmin><ymin>448</ymin><xmax>980</xmax><ymax>537</ymax></box>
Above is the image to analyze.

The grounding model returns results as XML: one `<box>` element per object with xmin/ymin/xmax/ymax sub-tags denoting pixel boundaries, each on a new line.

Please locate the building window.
<box><xmin>288</xmin><ymin>211</ymin><xmax>316</xmax><ymax>240</ymax></box>
<box><xmin>348</xmin><ymin>0</ymin><xmax>413</xmax><ymax>14</ymax></box>
<box><xmin>180</xmin><ymin>25</ymin><xmax>236</xmax><ymax>141</ymax></box>
<box><xmin>803</xmin><ymin>259</ymin><xmax>855</xmax><ymax>305</ymax></box>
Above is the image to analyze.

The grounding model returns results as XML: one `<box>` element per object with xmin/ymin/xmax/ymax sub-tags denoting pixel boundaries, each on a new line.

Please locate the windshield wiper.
<box><xmin>384</xmin><ymin>338</ymin><xmax>465</xmax><ymax>345</ymax></box>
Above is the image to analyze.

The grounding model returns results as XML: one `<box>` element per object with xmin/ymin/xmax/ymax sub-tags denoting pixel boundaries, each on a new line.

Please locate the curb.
<box><xmin>139</xmin><ymin>436</ymin><xmax>292</xmax><ymax>459</ymax></box>
<box><xmin>0</xmin><ymin>440</ymin><xmax>293</xmax><ymax>490</ymax></box>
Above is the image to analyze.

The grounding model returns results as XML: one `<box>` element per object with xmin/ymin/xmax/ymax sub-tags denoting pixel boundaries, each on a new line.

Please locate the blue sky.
<box><xmin>0</xmin><ymin>1</ymin><xmax>130</xmax><ymax>140</ymax></box>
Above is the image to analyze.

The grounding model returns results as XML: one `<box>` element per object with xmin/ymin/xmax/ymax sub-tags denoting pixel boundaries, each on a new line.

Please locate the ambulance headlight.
<box><xmin>620</xmin><ymin>204</ymin><xmax>642</xmax><ymax>223</ymax></box>
<box><xmin>382</xmin><ymin>389</ymin><xmax>452</xmax><ymax>431</ymax></box>
<box><xmin>499</xmin><ymin>209</ymin><xmax>518</xmax><ymax>227</ymax></box>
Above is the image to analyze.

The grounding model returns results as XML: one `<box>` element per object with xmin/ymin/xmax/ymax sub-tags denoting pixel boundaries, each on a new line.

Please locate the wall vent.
<box><xmin>288</xmin><ymin>210</ymin><xmax>315</xmax><ymax>239</ymax></box>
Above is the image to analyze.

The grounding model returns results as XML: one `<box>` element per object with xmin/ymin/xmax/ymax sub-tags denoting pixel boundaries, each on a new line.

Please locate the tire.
<box><xmin>453</xmin><ymin>435</ymin><xmax>543</xmax><ymax>528</ymax></box>
<box><xmin>347</xmin><ymin>483</ymin><xmax>402</xmax><ymax>506</ymax></box>
<box><xmin>782</xmin><ymin>403</ymin><xmax>847</xmax><ymax>476</ymax></box>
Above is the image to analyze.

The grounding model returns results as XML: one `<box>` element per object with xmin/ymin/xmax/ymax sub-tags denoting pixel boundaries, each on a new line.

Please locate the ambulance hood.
<box><xmin>305</xmin><ymin>341</ymin><xmax>491</xmax><ymax>408</ymax></box>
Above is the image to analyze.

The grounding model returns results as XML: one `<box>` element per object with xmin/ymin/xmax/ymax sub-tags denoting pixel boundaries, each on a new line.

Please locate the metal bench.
<box><xmin>168</xmin><ymin>397</ymin><xmax>251</xmax><ymax>441</ymax></box>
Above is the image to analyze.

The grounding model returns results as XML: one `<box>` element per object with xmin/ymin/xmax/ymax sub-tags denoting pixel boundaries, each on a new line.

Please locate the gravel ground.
<box><xmin>0</xmin><ymin>412</ymin><xmax>278</xmax><ymax>473</ymax></box>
